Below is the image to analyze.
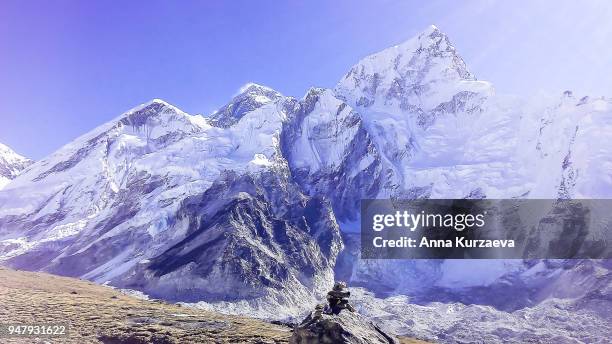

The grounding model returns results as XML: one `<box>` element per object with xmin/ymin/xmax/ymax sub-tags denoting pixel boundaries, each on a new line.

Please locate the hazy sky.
<box><xmin>1</xmin><ymin>0</ymin><xmax>611</xmax><ymax>159</ymax></box>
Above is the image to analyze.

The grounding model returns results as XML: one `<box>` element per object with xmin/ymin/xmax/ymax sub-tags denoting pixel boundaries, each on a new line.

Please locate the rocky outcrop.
<box><xmin>291</xmin><ymin>283</ymin><xmax>397</xmax><ymax>344</ymax></box>
<box><xmin>119</xmin><ymin>171</ymin><xmax>343</xmax><ymax>304</ymax></box>
<box><xmin>291</xmin><ymin>309</ymin><xmax>398</xmax><ymax>344</ymax></box>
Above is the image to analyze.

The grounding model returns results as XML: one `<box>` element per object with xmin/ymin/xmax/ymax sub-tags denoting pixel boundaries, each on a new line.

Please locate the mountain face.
<box><xmin>280</xmin><ymin>88</ymin><xmax>383</xmax><ymax>222</ymax></box>
<box><xmin>330</xmin><ymin>27</ymin><xmax>612</xmax><ymax>310</ymax></box>
<box><xmin>335</xmin><ymin>25</ymin><xmax>479</xmax><ymax>113</ymax></box>
<box><xmin>0</xmin><ymin>25</ymin><xmax>611</xmax><ymax>339</ymax></box>
<box><xmin>0</xmin><ymin>98</ymin><xmax>342</xmax><ymax>316</ymax></box>
<box><xmin>0</xmin><ymin>143</ymin><xmax>32</xmax><ymax>190</ymax></box>
<box><xmin>334</xmin><ymin>25</ymin><xmax>612</xmax><ymax>202</ymax></box>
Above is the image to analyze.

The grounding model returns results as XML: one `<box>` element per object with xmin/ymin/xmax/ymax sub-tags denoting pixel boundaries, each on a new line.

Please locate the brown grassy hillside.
<box><xmin>0</xmin><ymin>267</ymin><xmax>428</xmax><ymax>343</ymax></box>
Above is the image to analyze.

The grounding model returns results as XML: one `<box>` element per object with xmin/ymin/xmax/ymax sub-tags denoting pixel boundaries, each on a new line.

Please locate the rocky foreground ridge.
<box><xmin>0</xmin><ymin>268</ymin><xmax>426</xmax><ymax>344</ymax></box>
<box><xmin>291</xmin><ymin>282</ymin><xmax>398</xmax><ymax>344</ymax></box>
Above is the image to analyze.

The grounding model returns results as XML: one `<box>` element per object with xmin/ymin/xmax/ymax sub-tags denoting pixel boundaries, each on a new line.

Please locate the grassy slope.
<box><xmin>0</xmin><ymin>267</ymin><xmax>428</xmax><ymax>343</ymax></box>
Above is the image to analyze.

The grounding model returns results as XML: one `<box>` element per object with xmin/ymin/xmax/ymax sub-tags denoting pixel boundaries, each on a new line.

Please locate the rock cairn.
<box><xmin>325</xmin><ymin>281</ymin><xmax>355</xmax><ymax>314</ymax></box>
<box><xmin>290</xmin><ymin>282</ymin><xmax>398</xmax><ymax>344</ymax></box>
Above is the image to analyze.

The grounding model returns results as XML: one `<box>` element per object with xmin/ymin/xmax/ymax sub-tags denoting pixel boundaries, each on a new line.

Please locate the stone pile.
<box><xmin>290</xmin><ymin>282</ymin><xmax>398</xmax><ymax>344</ymax></box>
<box><xmin>325</xmin><ymin>281</ymin><xmax>355</xmax><ymax>314</ymax></box>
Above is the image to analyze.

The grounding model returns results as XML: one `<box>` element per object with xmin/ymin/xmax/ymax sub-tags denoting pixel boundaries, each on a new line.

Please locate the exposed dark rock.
<box><xmin>291</xmin><ymin>310</ymin><xmax>398</xmax><ymax>344</ymax></box>
<box><xmin>291</xmin><ymin>283</ymin><xmax>397</xmax><ymax>344</ymax></box>
<box><xmin>325</xmin><ymin>281</ymin><xmax>355</xmax><ymax>314</ymax></box>
<box><xmin>118</xmin><ymin>170</ymin><xmax>342</xmax><ymax>303</ymax></box>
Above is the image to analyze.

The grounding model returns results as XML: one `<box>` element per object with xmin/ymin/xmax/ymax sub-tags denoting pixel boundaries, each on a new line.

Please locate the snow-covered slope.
<box><xmin>0</xmin><ymin>143</ymin><xmax>33</xmax><ymax>190</ymax></box>
<box><xmin>0</xmin><ymin>24</ymin><xmax>610</xmax><ymax>341</ymax></box>
<box><xmin>335</xmin><ymin>25</ymin><xmax>612</xmax><ymax>201</ymax></box>
<box><xmin>336</xmin><ymin>25</ymin><xmax>487</xmax><ymax>113</ymax></box>
<box><xmin>0</xmin><ymin>97</ymin><xmax>341</xmax><ymax>315</ymax></box>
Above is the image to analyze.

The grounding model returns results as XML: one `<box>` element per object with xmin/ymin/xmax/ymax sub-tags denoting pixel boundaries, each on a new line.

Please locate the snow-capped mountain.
<box><xmin>330</xmin><ymin>28</ymin><xmax>612</xmax><ymax>312</ymax></box>
<box><xmin>330</xmin><ymin>26</ymin><xmax>612</xmax><ymax>299</ymax></box>
<box><xmin>0</xmin><ymin>24</ymin><xmax>610</xmax><ymax>340</ymax></box>
<box><xmin>334</xmin><ymin>25</ymin><xmax>612</xmax><ymax>201</ymax></box>
<box><xmin>0</xmin><ymin>97</ymin><xmax>342</xmax><ymax>316</ymax></box>
<box><xmin>0</xmin><ymin>142</ymin><xmax>33</xmax><ymax>190</ymax></box>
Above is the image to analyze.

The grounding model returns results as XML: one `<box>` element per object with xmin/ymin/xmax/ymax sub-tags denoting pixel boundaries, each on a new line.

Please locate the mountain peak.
<box><xmin>237</xmin><ymin>82</ymin><xmax>279</xmax><ymax>95</ymax></box>
<box><xmin>209</xmin><ymin>83</ymin><xmax>283</xmax><ymax>128</ymax></box>
<box><xmin>124</xmin><ymin>98</ymin><xmax>177</xmax><ymax>115</ymax></box>
<box><xmin>334</xmin><ymin>24</ymin><xmax>479</xmax><ymax>111</ymax></box>
<box><xmin>391</xmin><ymin>24</ymin><xmax>448</xmax><ymax>53</ymax></box>
<box><xmin>0</xmin><ymin>142</ymin><xmax>33</xmax><ymax>188</ymax></box>
<box><xmin>421</xmin><ymin>24</ymin><xmax>440</xmax><ymax>36</ymax></box>
<box><xmin>116</xmin><ymin>98</ymin><xmax>189</xmax><ymax>129</ymax></box>
<box><xmin>0</xmin><ymin>142</ymin><xmax>31</xmax><ymax>164</ymax></box>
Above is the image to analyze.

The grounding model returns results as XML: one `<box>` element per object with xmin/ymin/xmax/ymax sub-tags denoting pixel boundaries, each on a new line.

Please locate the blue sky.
<box><xmin>1</xmin><ymin>0</ymin><xmax>611</xmax><ymax>159</ymax></box>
